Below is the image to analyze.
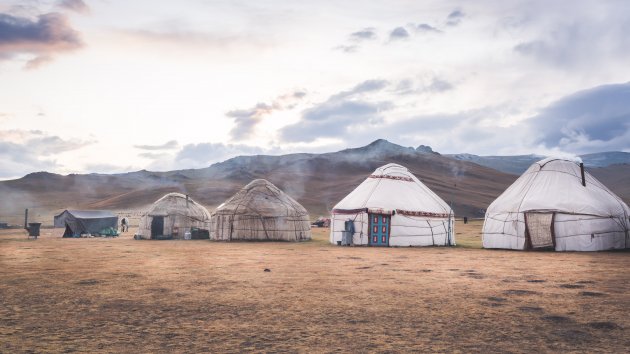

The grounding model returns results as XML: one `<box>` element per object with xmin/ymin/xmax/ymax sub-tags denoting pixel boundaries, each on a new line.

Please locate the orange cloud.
<box><xmin>0</xmin><ymin>12</ymin><xmax>83</xmax><ymax>68</ymax></box>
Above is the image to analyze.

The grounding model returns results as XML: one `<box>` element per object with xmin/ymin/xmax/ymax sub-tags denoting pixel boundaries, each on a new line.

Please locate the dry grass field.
<box><xmin>1</xmin><ymin>220</ymin><xmax>629</xmax><ymax>353</ymax></box>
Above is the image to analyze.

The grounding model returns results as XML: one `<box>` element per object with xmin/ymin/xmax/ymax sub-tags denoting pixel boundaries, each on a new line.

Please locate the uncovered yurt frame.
<box><xmin>136</xmin><ymin>193</ymin><xmax>211</xmax><ymax>240</ymax></box>
<box><xmin>54</xmin><ymin>210</ymin><xmax>118</xmax><ymax>237</ymax></box>
<box><xmin>211</xmin><ymin>179</ymin><xmax>311</xmax><ymax>241</ymax></box>
<box><xmin>482</xmin><ymin>158</ymin><xmax>630</xmax><ymax>251</ymax></box>
<box><xmin>330</xmin><ymin>163</ymin><xmax>455</xmax><ymax>247</ymax></box>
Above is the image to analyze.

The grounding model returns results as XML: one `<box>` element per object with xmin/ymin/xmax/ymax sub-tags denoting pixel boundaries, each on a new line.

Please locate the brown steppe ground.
<box><xmin>1</xmin><ymin>220</ymin><xmax>629</xmax><ymax>353</ymax></box>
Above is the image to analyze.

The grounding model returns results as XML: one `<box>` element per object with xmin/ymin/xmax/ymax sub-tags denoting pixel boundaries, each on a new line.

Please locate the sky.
<box><xmin>0</xmin><ymin>0</ymin><xmax>629</xmax><ymax>179</ymax></box>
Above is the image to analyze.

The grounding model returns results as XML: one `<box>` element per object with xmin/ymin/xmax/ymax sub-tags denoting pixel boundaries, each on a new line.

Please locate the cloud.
<box><xmin>279</xmin><ymin>81</ymin><xmax>630</xmax><ymax>155</ymax></box>
<box><xmin>23</xmin><ymin>54</ymin><xmax>52</xmax><ymax>69</ymax></box>
<box><xmin>331</xmin><ymin>79</ymin><xmax>389</xmax><ymax>100</ymax></box>
<box><xmin>507</xmin><ymin>1</ymin><xmax>630</xmax><ymax>69</ymax></box>
<box><xmin>280</xmin><ymin>80</ymin><xmax>392</xmax><ymax>143</ymax></box>
<box><xmin>513</xmin><ymin>18</ymin><xmax>630</xmax><ymax>68</ymax></box>
<box><xmin>416</xmin><ymin>23</ymin><xmax>441</xmax><ymax>33</ymax></box>
<box><xmin>273</xmin><ymin>75</ymin><xmax>523</xmax><ymax>154</ymax></box>
<box><xmin>394</xmin><ymin>77</ymin><xmax>454</xmax><ymax>95</ymax></box>
<box><xmin>347</xmin><ymin>106</ymin><xmax>532</xmax><ymax>156</ymax></box>
<box><xmin>350</xmin><ymin>27</ymin><xmax>377</xmax><ymax>41</ymax></box>
<box><xmin>281</xmin><ymin>101</ymin><xmax>391</xmax><ymax>143</ymax></box>
<box><xmin>138</xmin><ymin>152</ymin><xmax>170</xmax><ymax>160</ymax></box>
<box><xmin>426</xmin><ymin>78</ymin><xmax>454</xmax><ymax>92</ymax></box>
<box><xmin>0</xmin><ymin>130</ymin><xmax>91</xmax><ymax>178</ymax></box>
<box><xmin>513</xmin><ymin>26</ymin><xmax>581</xmax><ymax>67</ymax></box>
<box><xmin>227</xmin><ymin>103</ymin><xmax>274</xmax><ymax>140</ymax></box>
<box><xmin>446</xmin><ymin>10</ymin><xmax>465</xmax><ymax>26</ymax></box>
<box><xmin>334</xmin><ymin>44</ymin><xmax>358</xmax><ymax>53</ymax></box>
<box><xmin>174</xmin><ymin>142</ymin><xmax>264</xmax><ymax>168</ymax></box>
<box><xmin>227</xmin><ymin>90</ymin><xmax>306</xmax><ymax>140</ymax></box>
<box><xmin>134</xmin><ymin>140</ymin><xmax>179</xmax><ymax>151</ymax></box>
<box><xmin>0</xmin><ymin>12</ymin><xmax>83</xmax><ymax>68</ymax></box>
<box><xmin>336</xmin><ymin>27</ymin><xmax>377</xmax><ymax>53</ymax></box>
<box><xmin>118</xmin><ymin>20</ymin><xmax>272</xmax><ymax>51</ymax></box>
<box><xmin>278</xmin><ymin>100</ymin><xmax>531</xmax><ymax>155</ymax></box>
<box><xmin>139</xmin><ymin>141</ymin><xmax>273</xmax><ymax>171</ymax></box>
<box><xmin>527</xmin><ymin>82</ymin><xmax>630</xmax><ymax>153</ymax></box>
<box><xmin>57</xmin><ymin>0</ymin><xmax>89</xmax><ymax>14</ymax></box>
<box><xmin>389</xmin><ymin>27</ymin><xmax>409</xmax><ymax>40</ymax></box>
<box><xmin>83</xmin><ymin>163</ymin><xmax>135</xmax><ymax>174</ymax></box>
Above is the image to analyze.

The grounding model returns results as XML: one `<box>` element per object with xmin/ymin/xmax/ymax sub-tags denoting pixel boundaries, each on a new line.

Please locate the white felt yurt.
<box><xmin>482</xmin><ymin>158</ymin><xmax>630</xmax><ymax>251</ymax></box>
<box><xmin>136</xmin><ymin>193</ymin><xmax>211</xmax><ymax>240</ymax></box>
<box><xmin>211</xmin><ymin>179</ymin><xmax>311</xmax><ymax>241</ymax></box>
<box><xmin>330</xmin><ymin>163</ymin><xmax>454</xmax><ymax>247</ymax></box>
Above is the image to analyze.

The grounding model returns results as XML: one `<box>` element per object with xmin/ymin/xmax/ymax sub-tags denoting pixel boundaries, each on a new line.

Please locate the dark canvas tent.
<box><xmin>54</xmin><ymin>210</ymin><xmax>119</xmax><ymax>237</ymax></box>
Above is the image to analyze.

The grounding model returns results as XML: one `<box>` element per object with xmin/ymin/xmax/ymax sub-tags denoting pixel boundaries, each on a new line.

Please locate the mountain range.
<box><xmin>0</xmin><ymin>139</ymin><xmax>627</xmax><ymax>224</ymax></box>
<box><xmin>448</xmin><ymin>151</ymin><xmax>630</xmax><ymax>174</ymax></box>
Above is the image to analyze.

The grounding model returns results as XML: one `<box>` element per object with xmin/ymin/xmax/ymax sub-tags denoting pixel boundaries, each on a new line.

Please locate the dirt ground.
<box><xmin>1</xmin><ymin>220</ymin><xmax>629</xmax><ymax>353</ymax></box>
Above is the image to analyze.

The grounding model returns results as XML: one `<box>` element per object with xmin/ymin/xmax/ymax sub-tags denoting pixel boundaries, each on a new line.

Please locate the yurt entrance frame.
<box><xmin>151</xmin><ymin>216</ymin><xmax>164</xmax><ymax>239</ymax></box>
<box><xmin>368</xmin><ymin>213</ymin><xmax>391</xmax><ymax>247</ymax></box>
<box><xmin>524</xmin><ymin>212</ymin><xmax>556</xmax><ymax>250</ymax></box>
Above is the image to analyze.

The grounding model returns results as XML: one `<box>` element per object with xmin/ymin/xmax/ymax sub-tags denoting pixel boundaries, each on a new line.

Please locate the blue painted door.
<box><xmin>369</xmin><ymin>214</ymin><xmax>390</xmax><ymax>246</ymax></box>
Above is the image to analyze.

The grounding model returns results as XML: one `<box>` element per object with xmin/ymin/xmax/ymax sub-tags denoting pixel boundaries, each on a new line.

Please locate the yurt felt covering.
<box><xmin>211</xmin><ymin>179</ymin><xmax>311</xmax><ymax>241</ymax></box>
<box><xmin>330</xmin><ymin>163</ymin><xmax>454</xmax><ymax>247</ymax></box>
<box><xmin>137</xmin><ymin>193</ymin><xmax>211</xmax><ymax>240</ymax></box>
<box><xmin>482</xmin><ymin>158</ymin><xmax>630</xmax><ymax>251</ymax></box>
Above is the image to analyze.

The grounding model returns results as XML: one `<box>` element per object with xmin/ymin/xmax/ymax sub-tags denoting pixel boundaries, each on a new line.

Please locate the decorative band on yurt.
<box><xmin>368</xmin><ymin>175</ymin><xmax>414</xmax><ymax>182</ymax></box>
<box><xmin>332</xmin><ymin>208</ymin><xmax>368</xmax><ymax>215</ymax></box>
<box><xmin>396</xmin><ymin>209</ymin><xmax>450</xmax><ymax>218</ymax></box>
<box><xmin>332</xmin><ymin>208</ymin><xmax>449</xmax><ymax>217</ymax></box>
<box><xmin>366</xmin><ymin>208</ymin><xmax>394</xmax><ymax>215</ymax></box>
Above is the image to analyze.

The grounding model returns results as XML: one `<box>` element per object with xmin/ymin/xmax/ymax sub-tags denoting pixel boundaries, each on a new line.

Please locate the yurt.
<box><xmin>482</xmin><ymin>158</ymin><xmax>630</xmax><ymax>251</ymax></box>
<box><xmin>211</xmin><ymin>179</ymin><xmax>311</xmax><ymax>241</ymax></box>
<box><xmin>136</xmin><ymin>193</ymin><xmax>211</xmax><ymax>240</ymax></box>
<box><xmin>330</xmin><ymin>163</ymin><xmax>454</xmax><ymax>247</ymax></box>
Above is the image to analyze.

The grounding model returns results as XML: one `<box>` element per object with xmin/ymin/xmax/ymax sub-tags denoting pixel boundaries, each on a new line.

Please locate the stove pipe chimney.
<box><xmin>580</xmin><ymin>163</ymin><xmax>586</xmax><ymax>187</ymax></box>
<box><xmin>24</xmin><ymin>208</ymin><xmax>28</xmax><ymax>230</ymax></box>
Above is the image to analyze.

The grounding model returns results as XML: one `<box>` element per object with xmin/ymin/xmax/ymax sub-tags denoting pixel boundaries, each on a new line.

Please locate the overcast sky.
<box><xmin>1</xmin><ymin>0</ymin><xmax>629</xmax><ymax>179</ymax></box>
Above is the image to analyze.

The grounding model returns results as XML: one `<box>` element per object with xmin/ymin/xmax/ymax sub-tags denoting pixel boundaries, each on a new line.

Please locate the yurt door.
<box><xmin>524</xmin><ymin>212</ymin><xmax>555</xmax><ymax>249</ymax></box>
<box><xmin>151</xmin><ymin>216</ymin><xmax>164</xmax><ymax>238</ymax></box>
<box><xmin>369</xmin><ymin>214</ymin><xmax>390</xmax><ymax>246</ymax></box>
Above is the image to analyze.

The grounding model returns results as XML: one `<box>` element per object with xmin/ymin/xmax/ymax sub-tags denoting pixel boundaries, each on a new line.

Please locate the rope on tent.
<box><xmin>147</xmin><ymin>211</ymin><xmax>209</xmax><ymax>223</ymax></box>
<box><xmin>258</xmin><ymin>214</ymin><xmax>271</xmax><ymax>240</ymax></box>
<box><xmin>213</xmin><ymin>182</ymin><xmax>310</xmax><ymax>240</ymax></box>
<box><xmin>483</xmin><ymin>231</ymin><xmax>524</xmax><ymax>237</ymax></box>
<box><xmin>226</xmin><ymin>186</ymin><xmax>256</xmax><ymax>241</ymax></box>
<box><xmin>212</xmin><ymin>214</ymin><xmax>309</xmax><ymax>222</ymax></box>
<box><xmin>553</xmin><ymin>230</ymin><xmax>626</xmax><ymax>239</ymax></box>
<box><xmin>407</xmin><ymin>169</ymin><xmax>453</xmax><ymax>214</ymax></box>
<box><xmin>442</xmin><ymin>219</ymin><xmax>450</xmax><ymax>246</ymax></box>
<box><xmin>359</xmin><ymin>174</ymin><xmax>384</xmax><ymax>209</ymax></box>
<box><xmin>508</xmin><ymin>163</ymin><xmax>628</xmax><ymax>220</ymax></box>
<box><xmin>386</xmin><ymin>233</ymin><xmax>447</xmax><ymax>238</ymax></box>
<box><xmin>515</xmin><ymin>167</ymin><xmax>544</xmax><ymax>215</ymax></box>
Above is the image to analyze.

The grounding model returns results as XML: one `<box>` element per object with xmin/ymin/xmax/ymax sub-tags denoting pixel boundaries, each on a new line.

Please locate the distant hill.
<box><xmin>0</xmin><ymin>139</ymin><xmax>628</xmax><ymax>225</ymax></box>
<box><xmin>587</xmin><ymin>163</ymin><xmax>630</xmax><ymax>202</ymax></box>
<box><xmin>447</xmin><ymin>151</ymin><xmax>630</xmax><ymax>174</ymax></box>
<box><xmin>446</xmin><ymin>154</ymin><xmax>543</xmax><ymax>175</ymax></box>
